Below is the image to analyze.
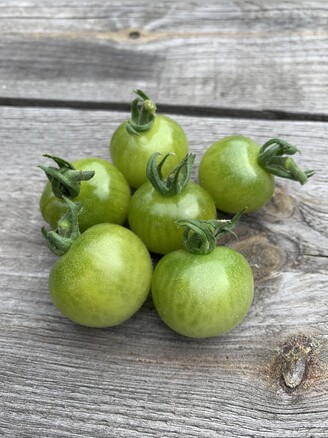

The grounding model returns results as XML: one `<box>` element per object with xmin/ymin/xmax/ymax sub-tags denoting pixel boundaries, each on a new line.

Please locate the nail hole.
<box><xmin>129</xmin><ymin>30</ymin><xmax>140</xmax><ymax>40</ymax></box>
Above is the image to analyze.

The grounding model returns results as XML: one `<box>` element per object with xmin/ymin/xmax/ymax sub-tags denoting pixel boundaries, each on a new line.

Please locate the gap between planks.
<box><xmin>1</xmin><ymin>97</ymin><xmax>328</xmax><ymax>123</ymax></box>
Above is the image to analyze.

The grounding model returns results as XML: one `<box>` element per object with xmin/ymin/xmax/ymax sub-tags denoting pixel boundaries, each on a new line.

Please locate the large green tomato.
<box><xmin>198</xmin><ymin>135</ymin><xmax>275</xmax><ymax>213</ymax></box>
<box><xmin>40</xmin><ymin>158</ymin><xmax>131</xmax><ymax>232</ymax></box>
<box><xmin>151</xmin><ymin>246</ymin><xmax>254</xmax><ymax>338</ymax></box>
<box><xmin>128</xmin><ymin>181</ymin><xmax>217</xmax><ymax>255</ymax></box>
<box><xmin>110</xmin><ymin>115</ymin><xmax>188</xmax><ymax>188</ymax></box>
<box><xmin>49</xmin><ymin>223</ymin><xmax>153</xmax><ymax>328</ymax></box>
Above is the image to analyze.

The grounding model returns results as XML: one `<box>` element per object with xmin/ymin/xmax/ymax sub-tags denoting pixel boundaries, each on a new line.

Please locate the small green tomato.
<box><xmin>39</xmin><ymin>155</ymin><xmax>131</xmax><ymax>232</ymax></box>
<box><xmin>198</xmin><ymin>135</ymin><xmax>315</xmax><ymax>213</ymax></box>
<box><xmin>110</xmin><ymin>90</ymin><xmax>188</xmax><ymax>188</ymax></box>
<box><xmin>43</xmin><ymin>198</ymin><xmax>152</xmax><ymax>328</ymax></box>
<box><xmin>128</xmin><ymin>153</ymin><xmax>217</xmax><ymax>255</ymax></box>
<box><xmin>151</xmin><ymin>214</ymin><xmax>254</xmax><ymax>338</ymax></box>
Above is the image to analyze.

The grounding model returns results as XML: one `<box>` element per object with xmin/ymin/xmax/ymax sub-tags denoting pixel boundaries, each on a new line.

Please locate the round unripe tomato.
<box><xmin>198</xmin><ymin>135</ymin><xmax>275</xmax><ymax>213</ymax></box>
<box><xmin>49</xmin><ymin>223</ymin><xmax>153</xmax><ymax>328</ymax></box>
<box><xmin>128</xmin><ymin>181</ymin><xmax>217</xmax><ymax>255</ymax></box>
<box><xmin>40</xmin><ymin>158</ymin><xmax>131</xmax><ymax>232</ymax></box>
<box><xmin>110</xmin><ymin>115</ymin><xmax>189</xmax><ymax>188</ymax></box>
<box><xmin>151</xmin><ymin>246</ymin><xmax>254</xmax><ymax>338</ymax></box>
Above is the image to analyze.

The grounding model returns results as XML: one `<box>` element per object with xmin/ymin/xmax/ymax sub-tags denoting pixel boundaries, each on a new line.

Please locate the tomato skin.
<box><xmin>198</xmin><ymin>135</ymin><xmax>275</xmax><ymax>213</ymax></box>
<box><xmin>40</xmin><ymin>158</ymin><xmax>131</xmax><ymax>232</ymax></box>
<box><xmin>151</xmin><ymin>247</ymin><xmax>254</xmax><ymax>338</ymax></box>
<box><xmin>110</xmin><ymin>115</ymin><xmax>189</xmax><ymax>188</ymax></box>
<box><xmin>128</xmin><ymin>181</ymin><xmax>217</xmax><ymax>255</ymax></box>
<box><xmin>49</xmin><ymin>223</ymin><xmax>152</xmax><ymax>328</ymax></box>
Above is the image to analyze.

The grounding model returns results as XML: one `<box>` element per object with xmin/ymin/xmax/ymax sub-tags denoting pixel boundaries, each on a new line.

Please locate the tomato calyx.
<box><xmin>38</xmin><ymin>154</ymin><xmax>95</xmax><ymax>198</ymax></box>
<box><xmin>177</xmin><ymin>210</ymin><xmax>245</xmax><ymax>255</ymax></box>
<box><xmin>258</xmin><ymin>138</ymin><xmax>315</xmax><ymax>185</ymax></box>
<box><xmin>42</xmin><ymin>197</ymin><xmax>81</xmax><ymax>256</ymax></box>
<box><xmin>126</xmin><ymin>89</ymin><xmax>157</xmax><ymax>136</ymax></box>
<box><xmin>146</xmin><ymin>152</ymin><xmax>195</xmax><ymax>196</ymax></box>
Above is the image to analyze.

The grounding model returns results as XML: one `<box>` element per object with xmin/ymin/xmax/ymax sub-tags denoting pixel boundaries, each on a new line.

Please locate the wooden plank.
<box><xmin>1</xmin><ymin>1</ymin><xmax>328</xmax><ymax>115</ymax></box>
<box><xmin>0</xmin><ymin>106</ymin><xmax>327</xmax><ymax>437</ymax></box>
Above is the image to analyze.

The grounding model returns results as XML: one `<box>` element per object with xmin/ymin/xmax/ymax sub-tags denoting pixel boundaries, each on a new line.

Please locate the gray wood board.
<box><xmin>1</xmin><ymin>0</ymin><xmax>328</xmax><ymax>116</ymax></box>
<box><xmin>1</xmin><ymin>106</ymin><xmax>327</xmax><ymax>437</ymax></box>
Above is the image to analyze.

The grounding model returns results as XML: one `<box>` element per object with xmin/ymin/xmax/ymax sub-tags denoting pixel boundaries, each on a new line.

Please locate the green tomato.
<box><xmin>151</xmin><ymin>246</ymin><xmax>254</xmax><ymax>338</ymax></box>
<box><xmin>198</xmin><ymin>135</ymin><xmax>275</xmax><ymax>213</ymax></box>
<box><xmin>128</xmin><ymin>181</ymin><xmax>217</xmax><ymax>255</ymax></box>
<box><xmin>40</xmin><ymin>158</ymin><xmax>131</xmax><ymax>232</ymax></box>
<box><xmin>49</xmin><ymin>223</ymin><xmax>153</xmax><ymax>328</ymax></box>
<box><xmin>110</xmin><ymin>115</ymin><xmax>189</xmax><ymax>188</ymax></box>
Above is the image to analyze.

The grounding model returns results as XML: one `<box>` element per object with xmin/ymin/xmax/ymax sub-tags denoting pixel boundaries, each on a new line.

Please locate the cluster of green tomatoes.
<box><xmin>39</xmin><ymin>90</ymin><xmax>314</xmax><ymax>338</ymax></box>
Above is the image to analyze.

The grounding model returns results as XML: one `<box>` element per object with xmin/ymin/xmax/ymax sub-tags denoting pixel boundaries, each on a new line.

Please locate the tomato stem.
<box><xmin>38</xmin><ymin>154</ymin><xmax>95</xmax><ymax>198</ymax></box>
<box><xmin>146</xmin><ymin>153</ymin><xmax>195</xmax><ymax>196</ymax></box>
<box><xmin>178</xmin><ymin>210</ymin><xmax>245</xmax><ymax>255</ymax></box>
<box><xmin>126</xmin><ymin>89</ymin><xmax>157</xmax><ymax>135</ymax></box>
<box><xmin>42</xmin><ymin>197</ymin><xmax>81</xmax><ymax>256</ymax></box>
<box><xmin>258</xmin><ymin>138</ymin><xmax>315</xmax><ymax>185</ymax></box>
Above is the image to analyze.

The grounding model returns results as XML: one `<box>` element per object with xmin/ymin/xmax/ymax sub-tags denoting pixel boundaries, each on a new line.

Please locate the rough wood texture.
<box><xmin>1</xmin><ymin>1</ymin><xmax>327</xmax><ymax>435</ymax></box>
<box><xmin>1</xmin><ymin>0</ymin><xmax>328</xmax><ymax>116</ymax></box>
<box><xmin>1</xmin><ymin>107</ymin><xmax>327</xmax><ymax>437</ymax></box>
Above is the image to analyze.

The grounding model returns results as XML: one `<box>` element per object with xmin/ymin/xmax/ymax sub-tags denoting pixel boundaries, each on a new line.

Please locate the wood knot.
<box><xmin>231</xmin><ymin>235</ymin><xmax>286</xmax><ymax>282</ymax></box>
<box><xmin>261</xmin><ymin>186</ymin><xmax>295</xmax><ymax>222</ymax></box>
<box><xmin>128</xmin><ymin>29</ymin><xmax>141</xmax><ymax>40</ymax></box>
<box><xmin>278</xmin><ymin>335</ymin><xmax>317</xmax><ymax>393</ymax></box>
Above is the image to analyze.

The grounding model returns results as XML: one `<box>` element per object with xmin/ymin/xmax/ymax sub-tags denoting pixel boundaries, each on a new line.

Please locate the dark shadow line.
<box><xmin>1</xmin><ymin>96</ymin><xmax>328</xmax><ymax>122</ymax></box>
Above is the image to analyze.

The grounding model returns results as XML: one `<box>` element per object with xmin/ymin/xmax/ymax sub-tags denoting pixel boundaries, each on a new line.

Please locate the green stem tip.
<box><xmin>38</xmin><ymin>154</ymin><xmax>95</xmax><ymax>199</ymax></box>
<box><xmin>126</xmin><ymin>89</ymin><xmax>157</xmax><ymax>135</ymax></box>
<box><xmin>42</xmin><ymin>196</ymin><xmax>81</xmax><ymax>256</ymax></box>
<box><xmin>258</xmin><ymin>138</ymin><xmax>315</xmax><ymax>185</ymax></box>
<box><xmin>177</xmin><ymin>209</ymin><xmax>245</xmax><ymax>255</ymax></box>
<box><xmin>146</xmin><ymin>152</ymin><xmax>195</xmax><ymax>196</ymax></box>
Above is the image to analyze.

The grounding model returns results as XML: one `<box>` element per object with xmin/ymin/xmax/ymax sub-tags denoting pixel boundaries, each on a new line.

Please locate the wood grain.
<box><xmin>1</xmin><ymin>1</ymin><xmax>328</xmax><ymax>115</ymax></box>
<box><xmin>1</xmin><ymin>106</ymin><xmax>327</xmax><ymax>437</ymax></box>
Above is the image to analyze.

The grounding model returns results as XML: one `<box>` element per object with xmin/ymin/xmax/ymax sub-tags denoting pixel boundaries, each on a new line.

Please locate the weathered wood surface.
<box><xmin>1</xmin><ymin>106</ymin><xmax>327</xmax><ymax>437</ymax></box>
<box><xmin>1</xmin><ymin>0</ymin><xmax>328</xmax><ymax>116</ymax></box>
<box><xmin>1</xmin><ymin>0</ymin><xmax>328</xmax><ymax>435</ymax></box>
